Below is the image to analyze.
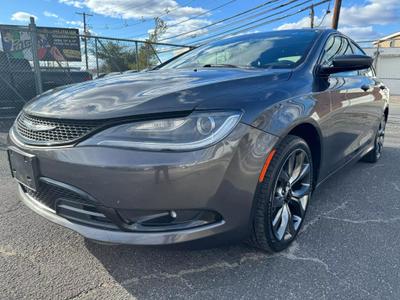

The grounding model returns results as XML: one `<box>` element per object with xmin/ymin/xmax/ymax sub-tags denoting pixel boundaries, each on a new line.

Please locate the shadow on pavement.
<box><xmin>84</xmin><ymin>145</ymin><xmax>400</xmax><ymax>298</ymax></box>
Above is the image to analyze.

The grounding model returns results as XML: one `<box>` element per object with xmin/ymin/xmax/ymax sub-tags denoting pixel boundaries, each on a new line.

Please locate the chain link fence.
<box><xmin>1</xmin><ymin>18</ymin><xmax>399</xmax><ymax>120</ymax></box>
<box><xmin>358</xmin><ymin>38</ymin><xmax>400</xmax><ymax>95</ymax></box>
<box><xmin>0</xmin><ymin>19</ymin><xmax>191</xmax><ymax>118</ymax></box>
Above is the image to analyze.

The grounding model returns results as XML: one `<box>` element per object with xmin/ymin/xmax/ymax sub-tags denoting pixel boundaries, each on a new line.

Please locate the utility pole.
<box><xmin>310</xmin><ymin>4</ymin><xmax>315</xmax><ymax>28</ymax></box>
<box><xmin>29</xmin><ymin>17</ymin><xmax>43</xmax><ymax>94</ymax></box>
<box><xmin>76</xmin><ymin>12</ymin><xmax>93</xmax><ymax>70</ymax></box>
<box><xmin>332</xmin><ymin>0</ymin><xmax>342</xmax><ymax>29</ymax></box>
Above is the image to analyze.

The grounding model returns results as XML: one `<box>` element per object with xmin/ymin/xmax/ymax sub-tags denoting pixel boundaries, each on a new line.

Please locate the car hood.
<box><xmin>24</xmin><ymin>68</ymin><xmax>291</xmax><ymax>120</ymax></box>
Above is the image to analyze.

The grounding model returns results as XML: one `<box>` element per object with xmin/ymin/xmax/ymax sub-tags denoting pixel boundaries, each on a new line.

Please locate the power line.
<box><xmin>178</xmin><ymin>0</ymin><xmax>313</xmax><ymax>44</ymax></box>
<box><xmin>160</xmin><ymin>0</ymin><xmax>238</xmax><ymax>30</ymax></box>
<box><xmin>189</xmin><ymin>0</ymin><xmax>330</xmax><ymax>45</ymax></box>
<box><xmin>172</xmin><ymin>0</ymin><xmax>308</xmax><ymax>41</ymax></box>
<box><xmin>158</xmin><ymin>0</ymin><xmax>284</xmax><ymax>42</ymax></box>
<box><xmin>99</xmin><ymin>0</ymin><xmax>196</xmax><ymax>30</ymax></box>
<box><xmin>125</xmin><ymin>0</ymin><xmax>237</xmax><ymax>39</ymax></box>
<box><xmin>315</xmin><ymin>0</ymin><xmax>331</xmax><ymax>27</ymax></box>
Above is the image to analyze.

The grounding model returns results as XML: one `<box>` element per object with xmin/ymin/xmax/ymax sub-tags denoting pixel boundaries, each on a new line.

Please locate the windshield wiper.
<box><xmin>202</xmin><ymin>64</ymin><xmax>240</xmax><ymax>68</ymax></box>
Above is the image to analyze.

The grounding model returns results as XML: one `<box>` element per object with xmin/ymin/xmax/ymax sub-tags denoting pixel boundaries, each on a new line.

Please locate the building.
<box><xmin>373</xmin><ymin>32</ymin><xmax>400</xmax><ymax>48</ymax></box>
<box><xmin>361</xmin><ymin>32</ymin><xmax>400</xmax><ymax>95</ymax></box>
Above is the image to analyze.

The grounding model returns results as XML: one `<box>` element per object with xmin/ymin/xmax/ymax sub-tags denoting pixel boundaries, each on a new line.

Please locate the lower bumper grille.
<box><xmin>24</xmin><ymin>182</ymin><xmax>87</xmax><ymax>210</ymax></box>
<box><xmin>22</xmin><ymin>182</ymin><xmax>118</xmax><ymax>230</ymax></box>
<box><xmin>22</xmin><ymin>180</ymin><xmax>222</xmax><ymax>233</ymax></box>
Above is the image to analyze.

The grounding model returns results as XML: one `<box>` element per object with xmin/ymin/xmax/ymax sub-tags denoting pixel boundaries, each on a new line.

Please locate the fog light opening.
<box><xmin>116</xmin><ymin>209</ymin><xmax>223</xmax><ymax>231</ymax></box>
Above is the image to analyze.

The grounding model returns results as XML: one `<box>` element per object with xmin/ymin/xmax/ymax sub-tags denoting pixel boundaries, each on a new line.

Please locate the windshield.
<box><xmin>161</xmin><ymin>30</ymin><xmax>319</xmax><ymax>70</ymax></box>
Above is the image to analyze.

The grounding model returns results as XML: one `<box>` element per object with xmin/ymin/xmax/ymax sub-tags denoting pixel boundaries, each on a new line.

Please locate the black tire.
<box><xmin>362</xmin><ymin>116</ymin><xmax>386</xmax><ymax>163</ymax></box>
<box><xmin>249</xmin><ymin>135</ymin><xmax>314</xmax><ymax>252</ymax></box>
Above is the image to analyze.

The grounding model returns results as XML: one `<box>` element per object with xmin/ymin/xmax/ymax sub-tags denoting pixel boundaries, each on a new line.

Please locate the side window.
<box><xmin>321</xmin><ymin>36</ymin><xmax>342</xmax><ymax>66</ymax></box>
<box><xmin>350</xmin><ymin>41</ymin><xmax>366</xmax><ymax>55</ymax></box>
<box><xmin>321</xmin><ymin>36</ymin><xmax>357</xmax><ymax>76</ymax></box>
<box><xmin>351</xmin><ymin>41</ymin><xmax>375</xmax><ymax>77</ymax></box>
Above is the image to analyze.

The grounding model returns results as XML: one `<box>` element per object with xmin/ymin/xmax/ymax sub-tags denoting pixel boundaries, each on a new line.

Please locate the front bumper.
<box><xmin>18</xmin><ymin>185</ymin><xmax>227</xmax><ymax>244</ymax></box>
<box><xmin>9</xmin><ymin>123</ymin><xmax>278</xmax><ymax>245</ymax></box>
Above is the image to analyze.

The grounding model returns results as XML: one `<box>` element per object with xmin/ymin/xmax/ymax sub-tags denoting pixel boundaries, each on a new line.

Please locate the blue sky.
<box><xmin>1</xmin><ymin>0</ymin><xmax>399</xmax><ymax>45</ymax></box>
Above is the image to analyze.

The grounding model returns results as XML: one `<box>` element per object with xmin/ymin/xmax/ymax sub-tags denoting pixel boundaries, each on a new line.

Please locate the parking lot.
<box><xmin>0</xmin><ymin>102</ymin><xmax>399</xmax><ymax>300</ymax></box>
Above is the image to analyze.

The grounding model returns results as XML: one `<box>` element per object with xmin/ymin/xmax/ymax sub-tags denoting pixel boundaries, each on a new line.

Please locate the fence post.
<box><xmin>135</xmin><ymin>41</ymin><xmax>139</xmax><ymax>71</ymax></box>
<box><xmin>29</xmin><ymin>17</ymin><xmax>43</xmax><ymax>95</ymax></box>
<box><xmin>374</xmin><ymin>43</ymin><xmax>380</xmax><ymax>75</ymax></box>
<box><xmin>95</xmin><ymin>37</ymin><xmax>99</xmax><ymax>77</ymax></box>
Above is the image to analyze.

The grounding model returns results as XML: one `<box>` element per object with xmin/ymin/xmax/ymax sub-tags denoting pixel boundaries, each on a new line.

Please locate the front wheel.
<box><xmin>249</xmin><ymin>135</ymin><xmax>313</xmax><ymax>252</ymax></box>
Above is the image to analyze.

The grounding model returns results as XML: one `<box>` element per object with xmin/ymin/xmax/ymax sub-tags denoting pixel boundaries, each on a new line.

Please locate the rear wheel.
<box><xmin>250</xmin><ymin>135</ymin><xmax>313</xmax><ymax>252</ymax></box>
<box><xmin>362</xmin><ymin>116</ymin><xmax>386</xmax><ymax>163</ymax></box>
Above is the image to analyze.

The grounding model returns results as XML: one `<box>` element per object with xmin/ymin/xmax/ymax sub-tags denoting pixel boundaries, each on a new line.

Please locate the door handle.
<box><xmin>361</xmin><ymin>84</ymin><xmax>371</xmax><ymax>92</ymax></box>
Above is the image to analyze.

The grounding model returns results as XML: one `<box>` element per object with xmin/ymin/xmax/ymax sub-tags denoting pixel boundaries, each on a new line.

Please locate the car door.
<box><xmin>349</xmin><ymin>41</ymin><xmax>384</xmax><ymax>142</ymax></box>
<box><xmin>319</xmin><ymin>35</ymin><xmax>368</xmax><ymax>175</ymax></box>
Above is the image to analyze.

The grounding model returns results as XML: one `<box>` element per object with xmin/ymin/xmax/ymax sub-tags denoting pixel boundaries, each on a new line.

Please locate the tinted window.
<box><xmin>321</xmin><ymin>36</ymin><xmax>353</xmax><ymax>66</ymax></box>
<box><xmin>350</xmin><ymin>41</ymin><xmax>366</xmax><ymax>55</ymax></box>
<box><xmin>162</xmin><ymin>31</ymin><xmax>319</xmax><ymax>70</ymax></box>
<box><xmin>350</xmin><ymin>41</ymin><xmax>375</xmax><ymax>77</ymax></box>
<box><xmin>321</xmin><ymin>36</ymin><xmax>357</xmax><ymax>76</ymax></box>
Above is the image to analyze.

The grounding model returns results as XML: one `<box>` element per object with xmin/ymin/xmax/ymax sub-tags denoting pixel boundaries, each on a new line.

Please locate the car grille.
<box><xmin>22</xmin><ymin>182</ymin><xmax>118</xmax><ymax>230</ymax></box>
<box><xmin>15</xmin><ymin>113</ymin><xmax>103</xmax><ymax>145</ymax></box>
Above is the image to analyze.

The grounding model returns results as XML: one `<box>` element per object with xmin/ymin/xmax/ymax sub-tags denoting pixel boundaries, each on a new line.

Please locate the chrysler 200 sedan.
<box><xmin>8</xmin><ymin>29</ymin><xmax>389</xmax><ymax>252</ymax></box>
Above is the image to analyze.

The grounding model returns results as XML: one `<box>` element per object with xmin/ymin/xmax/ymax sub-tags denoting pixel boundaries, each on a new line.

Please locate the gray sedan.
<box><xmin>7</xmin><ymin>29</ymin><xmax>389</xmax><ymax>252</ymax></box>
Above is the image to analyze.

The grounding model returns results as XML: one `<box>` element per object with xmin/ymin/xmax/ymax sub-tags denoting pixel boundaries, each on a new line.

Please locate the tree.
<box><xmin>92</xmin><ymin>41</ymin><xmax>137</xmax><ymax>73</ymax></box>
<box><xmin>137</xmin><ymin>17</ymin><xmax>167</xmax><ymax>70</ymax></box>
<box><xmin>93</xmin><ymin>18</ymin><xmax>167</xmax><ymax>73</ymax></box>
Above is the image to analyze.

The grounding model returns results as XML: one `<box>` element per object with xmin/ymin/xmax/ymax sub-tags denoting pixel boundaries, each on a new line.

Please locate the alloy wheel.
<box><xmin>376</xmin><ymin>118</ymin><xmax>386</xmax><ymax>159</ymax></box>
<box><xmin>271</xmin><ymin>149</ymin><xmax>311</xmax><ymax>241</ymax></box>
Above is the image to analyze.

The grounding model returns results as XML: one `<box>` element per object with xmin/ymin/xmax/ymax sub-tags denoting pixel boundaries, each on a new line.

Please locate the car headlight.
<box><xmin>82</xmin><ymin>111</ymin><xmax>242</xmax><ymax>151</ymax></box>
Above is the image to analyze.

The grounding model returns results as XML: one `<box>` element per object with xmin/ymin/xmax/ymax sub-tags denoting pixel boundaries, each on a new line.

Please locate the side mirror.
<box><xmin>318</xmin><ymin>54</ymin><xmax>373</xmax><ymax>76</ymax></box>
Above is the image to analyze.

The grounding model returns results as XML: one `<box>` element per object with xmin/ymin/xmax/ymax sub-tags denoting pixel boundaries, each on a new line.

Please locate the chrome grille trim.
<box><xmin>15</xmin><ymin>113</ymin><xmax>103</xmax><ymax>145</ymax></box>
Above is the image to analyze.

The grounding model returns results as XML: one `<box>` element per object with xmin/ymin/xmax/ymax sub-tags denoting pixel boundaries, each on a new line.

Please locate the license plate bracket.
<box><xmin>8</xmin><ymin>147</ymin><xmax>39</xmax><ymax>191</ymax></box>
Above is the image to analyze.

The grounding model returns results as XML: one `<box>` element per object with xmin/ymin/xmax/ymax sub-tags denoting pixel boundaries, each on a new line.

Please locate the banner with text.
<box><xmin>0</xmin><ymin>26</ymin><xmax>81</xmax><ymax>61</ymax></box>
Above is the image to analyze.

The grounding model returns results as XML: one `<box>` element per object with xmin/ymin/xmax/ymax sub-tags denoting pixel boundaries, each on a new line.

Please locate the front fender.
<box><xmin>249</xmin><ymin>95</ymin><xmax>323</xmax><ymax>137</ymax></box>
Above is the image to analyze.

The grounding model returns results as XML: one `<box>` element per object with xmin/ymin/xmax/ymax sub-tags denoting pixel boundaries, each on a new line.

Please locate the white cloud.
<box><xmin>58</xmin><ymin>0</ymin><xmax>212</xmax><ymax>42</ymax></box>
<box><xmin>275</xmin><ymin>15</ymin><xmax>379</xmax><ymax>40</ymax></box>
<box><xmin>65</xmin><ymin>20</ymin><xmax>84</xmax><ymax>27</ymax></box>
<box><xmin>59</xmin><ymin>0</ymin><xmax>84</xmax><ymax>8</ymax></box>
<box><xmin>58</xmin><ymin>0</ymin><xmax>205</xmax><ymax>19</ymax></box>
<box><xmin>160</xmin><ymin>18</ymin><xmax>211</xmax><ymax>40</ymax></box>
<box><xmin>340</xmin><ymin>0</ymin><xmax>399</xmax><ymax>26</ymax></box>
<box><xmin>340</xmin><ymin>26</ymin><xmax>379</xmax><ymax>40</ymax></box>
<box><xmin>275</xmin><ymin>0</ymin><xmax>400</xmax><ymax>41</ymax></box>
<box><xmin>275</xmin><ymin>15</ymin><xmax>330</xmax><ymax>30</ymax></box>
<box><xmin>11</xmin><ymin>11</ymin><xmax>38</xmax><ymax>23</ymax></box>
<box><xmin>43</xmin><ymin>11</ymin><xmax>59</xmax><ymax>18</ymax></box>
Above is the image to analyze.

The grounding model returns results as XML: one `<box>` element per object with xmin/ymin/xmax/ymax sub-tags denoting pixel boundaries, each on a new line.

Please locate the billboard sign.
<box><xmin>0</xmin><ymin>26</ymin><xmax>81</xmax><ymax>61</ymax></box>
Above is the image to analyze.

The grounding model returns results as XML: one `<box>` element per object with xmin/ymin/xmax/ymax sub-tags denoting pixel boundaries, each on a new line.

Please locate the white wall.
<box><xmin>364</xmin><ymin>47</ymin><xmax>400</xmax><ymax>95</ymax></box>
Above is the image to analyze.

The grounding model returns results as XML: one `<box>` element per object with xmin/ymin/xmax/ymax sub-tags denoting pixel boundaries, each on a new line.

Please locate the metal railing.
<box><xmin>1</xmin><ymin>19</ymin><xmax>399</xmax><ymax>118</ymax></box>
<box><xmin>357</xmin><ymin>38</ymin><xmax>400</xmax><ymax>95</ymax></box>
<box><xmin>0</xmin><ymin>18</ymin><xmax>192</xmax><ymax>116</ymax></box>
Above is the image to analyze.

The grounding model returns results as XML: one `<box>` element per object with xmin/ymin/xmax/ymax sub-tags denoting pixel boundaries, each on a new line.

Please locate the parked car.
<box><xmin>0</xmin><ymin>52</ymin><xmax>92</xmax><ymax>112</ymax></box>
<box><xmin>7</xmin><ymin>29</ymin><xmax>389</xmax><ymax>252</ymax></box>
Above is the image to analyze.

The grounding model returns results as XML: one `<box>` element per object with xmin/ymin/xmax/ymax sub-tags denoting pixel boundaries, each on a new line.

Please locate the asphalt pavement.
<box><xmin>1</xmin><ymin>104</ymin><xmax>400</xmax><ymax>300</ymax></box>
